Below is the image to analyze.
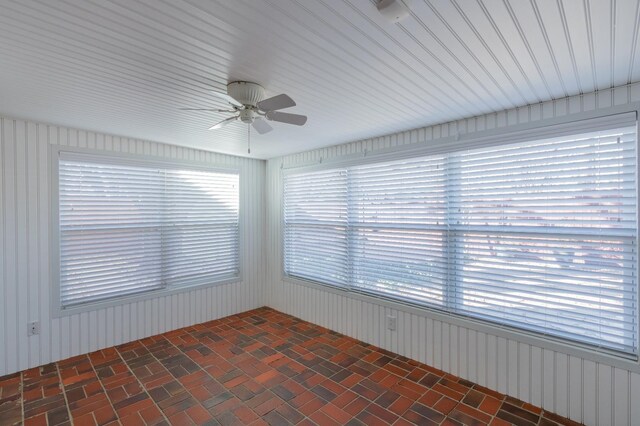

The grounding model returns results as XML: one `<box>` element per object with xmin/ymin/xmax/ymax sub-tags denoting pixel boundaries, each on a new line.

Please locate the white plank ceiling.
<box><xmin>0</xmin><ymin>0</ymin><xmax>639</xmax><ymax>159</ymax></box>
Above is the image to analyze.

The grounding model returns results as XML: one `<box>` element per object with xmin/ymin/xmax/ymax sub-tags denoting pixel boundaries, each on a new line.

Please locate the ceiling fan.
<box><xmin>180</xmin><ymin>81</ymin><xmax>307</xmax><ymax>135</ymax></box>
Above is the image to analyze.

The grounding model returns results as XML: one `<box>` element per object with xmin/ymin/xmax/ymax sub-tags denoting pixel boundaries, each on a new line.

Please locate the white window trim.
<box><xmin>280</xmin><ymin>104</ymin><xmax>640</xmax><ymax>371</ymax></box>
<box><xmin>50</xmin><ymin>145</ymin><xmax>243</xmax><ymax>317</ymax></box>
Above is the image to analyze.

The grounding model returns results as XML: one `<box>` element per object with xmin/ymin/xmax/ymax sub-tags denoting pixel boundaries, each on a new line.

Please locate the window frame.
<box><xmin>281</xmin><ymin>105</ymin><xmax>640</xmax><ymax>369</ymax></box>
<box><xmin>50</xmin><ymin>146</ymin><xmax>243</xmax><ymax>317</ymax></box>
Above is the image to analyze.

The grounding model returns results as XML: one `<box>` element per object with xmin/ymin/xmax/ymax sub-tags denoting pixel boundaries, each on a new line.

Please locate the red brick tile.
<box><xmin>454</xmin><ymin>402</ymin><xmax>493</xmax><ymax>423</ymax></box>
<box><xmin>433</xmin><ymin>396</ymin><xmax>458</xmax><ymax>415</ymax></box>
<box><xmin>490</xmin><ymin>417</ymin><xmax>513</xmax><ymax>426</ymax></box>
<box><xmin>388</xmin><ymin>395</ymin><xmax>413</xmax><ymax>416</ymax></box>
<box><xmin>298</xmin><ymin>396</ymin><xmax>326</xmax><ymax>416</ymax></box>
<box><xmin>473</xmin><ymin>384</ymin><xmax>505</xmax><ymax>400</ymax></box>
<box><xmin>73</xmin><ymin>412</ymin><xmax>97</xmax><ymax>425</ymax></box>
<box><xmin>289</xmin><ymin>390</ymin><xmax>315</xmax><ymax>409</ymax></box>
<box><xmin>275</xmin><ymin>403</ymin><xmax>305</xmax><ymax>424</ymax></box>
<box><xmin>523</xmin><ymin>401</ymin><xmax>543</xmax><ymax>415</ymax></box>
<box><xmin>432</xmin><ymin>383</ymin><xmax>466</xmax><ymax>401</ymax></box>
<box><xmin>253</xmin><ymin>395</ymin><xmax>284</xmax><ymax>416</ymax></box>
<box><xmin>320</xmin><ymin>403</ymin><xmax>352</xmax><ymax>424</ymax></box>
<box><xmin>356</xmin><ymin>408</ymin><xmax>393</xmax><ymax>426</ymax></box>
<box><xmin>119</xmin><ymin>412</ymin><xmax>145</xmax><ymax>426</ymax></box>
<box><xmin>138</xmin><ymin>405</ymin><xmax>164</xmax><ymax>424</ymax></box>
<box><xmin>209</xmin><ymin>395</ymin><xmax>242</xmax><ymax>416</ymax></box>
<box><xmin>479</xmin><ymin>395</ymin><xmax>502</xmax><ymax>416</ymax></box>
<box><xmin>186</xmin><ymin>404</ymin><xmax>211</xmax><ymax>425</ymax></box>
<box><xmin>233</xmin><ymin>405</ymin><xmax>259</xmax><ymax>424</ymax></box>
<box><xmin>368</xmin><ymin>369</ymin><xmax>389</xmax><ymax>383</ymax></box>
<box><xmin>339</xmin><ymin>371</ymin><xmax>364</xmax><ymax>388</ymax></box>
<box><xmin>223</xmin><ymin>374</ymin><xmax>250</xmax><ymax>389</ymax></box>
<box><xmin>94</xmin><ymin>406</ymin><xmax>118</xmax><ymax>424</ymax></box>
<box><xmin>309</xmin><ymin>410</ymin><xmax>341</xmax><ymax>426</ymax></box>
<box><xmin>379</xmin><ymin>373</ymin><xmax>401</xmax><ymax>389</ymax></box>
<box><xmin>168</xmin><ymin>411</ymin><xmax>192</xmax><ymax>425</ymax></box>
<box><xmin>320</xmin><ymin>378</ymin><xmax>346</xmax><ymax>396</ymax></box>
<box><xmin>62</xmin><ymin>372</ymin><xmax>96</xmax><ymax>387</ymax></box>
<box><xmin>116</xmin><ymin>397</ymin><xmax>154</xmax><ymax>418</ymax></box>
<box><xmin>332</xmin><ymin>388</ymin><xmax>358</xmax><ymax>407</ymax></box>
<box><xmin>254</xmin><ymin>370</ymin><xmax>278</xmax><ymax>384</ymax></box>
<box><xmin>189</xmin><ymin>385</ymin><xmax>212</xmax><ymax>403</ymax></box>
<box><xmin>366</xmin><ymin>402</ymin><xmax>399</xmax><ymax>424</ymax></box>
<box><xmin>418</xmin><ymin>389</ymin><xmax>444</xmax><ymax>408</ymax></box>
<box><xmin>24</xmin><ymin>413</ymin><xmax>47</xmax><ymax>426</ymax></box>
<box><xmin>394</xmin><ymin>418</ymin><xmax>417</xmax><ymax>426</ymax></box>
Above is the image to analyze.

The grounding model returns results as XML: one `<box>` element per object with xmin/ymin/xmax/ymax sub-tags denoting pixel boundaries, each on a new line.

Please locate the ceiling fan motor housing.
<box><xmin>227</xmin><ymin>81</ymin><xmax>265</xmax><ymax>107</ymax></box>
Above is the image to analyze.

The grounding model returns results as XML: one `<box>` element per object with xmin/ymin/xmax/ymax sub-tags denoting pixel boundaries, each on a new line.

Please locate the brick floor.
<box><xmin>0</xmin><ymin>307</ymin><xmax>582</xmax><ymax>425</ymax></box>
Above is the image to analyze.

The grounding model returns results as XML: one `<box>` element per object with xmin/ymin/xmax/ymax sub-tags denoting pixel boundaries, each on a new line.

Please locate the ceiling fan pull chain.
<box><xmin>248</xmin><ymin>124</ymin><xmax>251</xmax><ymax>154</ymax></box>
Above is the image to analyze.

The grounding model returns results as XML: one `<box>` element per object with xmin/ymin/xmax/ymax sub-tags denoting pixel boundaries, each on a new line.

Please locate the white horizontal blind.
<box><xmin>163</xmin><ymin>169</ymin><xmax>239</xmax><ymax>286</ymax></box>
<box><xmin>283</xmin><ymin>169</ymin><xmax>348</xmax><ymax>287</ymax></box>
<box><xmin>58</xmin><ymin>153</ymin><xmax>239</xmax><ymax>308</ymax></box>
<box><xmin>350</xmin><ymin>157</ymin><xmax>448</xmax><ymax>307</ymax></box>
<box><xmin>450</xmin><ymin>127</ymin><xmax>637</xmax><ymax>355</ymax></box>
<box><xmin>282</xmin><ymin>119</ymin><xmax>638</xmax><ymax>356</ymax></box>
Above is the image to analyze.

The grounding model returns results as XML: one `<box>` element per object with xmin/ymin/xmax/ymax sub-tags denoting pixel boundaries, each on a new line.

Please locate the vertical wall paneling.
<box><xmin>0</xmin><ymin>116</ymin><xmax>265</xmax><ymax>377</ymax></box>
<box><xmin>265</xmin><ymin>83</ymin><xmax>640</xmax><ymax>426</ymax></box>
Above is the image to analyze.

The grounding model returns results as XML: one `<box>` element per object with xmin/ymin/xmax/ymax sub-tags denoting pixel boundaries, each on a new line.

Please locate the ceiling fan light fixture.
<box><xmin>239</xmin><ymin>109</ymin><xmax>257</xmax><ymax>123</ymax></box>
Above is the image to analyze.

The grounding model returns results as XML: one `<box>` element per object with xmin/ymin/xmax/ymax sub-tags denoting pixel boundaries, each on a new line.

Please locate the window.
<box><xmin>284</xmin><ymin>117</ymin><xmax>638</xmax><ymax>357</ymax></box>
<box><xmin>56</xmin><ymin>151</ymin><xmax>240</xmax><ymax>309</ymax></box>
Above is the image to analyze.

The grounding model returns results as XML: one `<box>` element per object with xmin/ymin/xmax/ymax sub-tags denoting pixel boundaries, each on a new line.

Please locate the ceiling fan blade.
<box><xmin>251</xmin><ymin>118</ymin><xmax>273</xmax><ymax>135</ymax></box>
<box><xmin>265</xmin><ymin>111</ymin><xmax>307</xmax><ymax>126</ymax></box>
<box><xmin>211</xmin><ymin>91</ymin><xmax>243</xmax><ymax>108</ymax></box>
<box><xmin>208</xmin><ymin>116</ymin><xmax>238</xmax><ymax>130</ymax></box>
<box><xmin>257</xmin><ymin>94</ymin><xmax>296</xmax><ymax>111</ymax></box>
<box><xmin>180</xmin><ymin>108</ymin><xmax>235</xmax><ymax>112</ymax></box>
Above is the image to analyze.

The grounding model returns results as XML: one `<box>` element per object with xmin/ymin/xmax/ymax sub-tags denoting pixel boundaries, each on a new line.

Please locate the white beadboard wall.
<box><xmin>0</xmin><ymin>115</ymin><xmax>266</xmax><ymax>377</ymax></box>
<box><xmin>265</xmin><ymin>83</ymin><xmax>640</xmax><ymax>426</ymax></box>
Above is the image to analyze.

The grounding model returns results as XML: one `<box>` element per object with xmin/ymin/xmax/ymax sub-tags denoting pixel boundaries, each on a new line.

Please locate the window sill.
<box><xmin>53</xmin><ymin>275</ymin><xmax>241</xmax><ymax>318</ymax></box>
<box><xmin>282</xmin><ymin>274</ymin><xmax>640</xmax><ymax>373</ymax></box>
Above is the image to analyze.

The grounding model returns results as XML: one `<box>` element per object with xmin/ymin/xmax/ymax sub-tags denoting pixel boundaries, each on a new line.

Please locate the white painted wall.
<box><xmin>265</xmin><ymin>83</ymin><xmax>640</xmax><ymax>426</ymax></box>
<box><xmin>0</xmin><ymin>116</ymin><xmax>266</xmax><ymax>377</ymax></box>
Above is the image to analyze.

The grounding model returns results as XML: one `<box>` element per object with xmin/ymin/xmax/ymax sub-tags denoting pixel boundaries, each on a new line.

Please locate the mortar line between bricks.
<box><xmin>251</xmin><ymin>312</ymin><xmax>393</xmax><ymax>423</ymax></box>
<box><xmin>260</xmin><ymin>310</ymin><xmax>544</xmax><ymax>426</ymax></box>
<box><xmin>19</xmin><ymin>371</ymin><xmax>24</xmax><ymax>425</ymax></box>
<box><xmin>236</xmin><ymin>313</ymin><xmax>403</xmax><ymax>424</ymax></box>
<box><xmin>54</xmin><ymin>362</ymin><xmax>74</xmax><ymax>425</ymax></box>
<box><xmin>110</xmin><ymin>347</ymin><xmax>172</xmax><ymax>425</ymax></box>
<box><xmin>230</xmin><ymin>318</ymin><xmax>323</xmax><ymax>425</ymax></box>
<box><xmin>213</xmin><ymin>313</ymin><xmax>327</xmax><ymax>424</ymax></box>
<box><xmin>273</xmin><ymin>312</ymin><xmax>455</xmax><ymax>424</ymax></box>
<box><xmin>144</xmin><ymin>321</ymin><xmax>275</xmax><ymax>423</ymax></box>
<box><xmin>252</xmin><ymin>311</ymin><xmax>467</xmax><ymax>425</ymax></box>
<box><xmin>158</xmin><ymin>315</ymin><xmax>319</xmax><ymax>424</ymax></box>
<box><xmin>83</xmin><ymin>352</ymin><xmax>125</xmax><ymax>425</ymax></box>
<box><xmin>122</xmin><ymin>335</ymin><xmax>215</xmax><ymax>424</ymax></box>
